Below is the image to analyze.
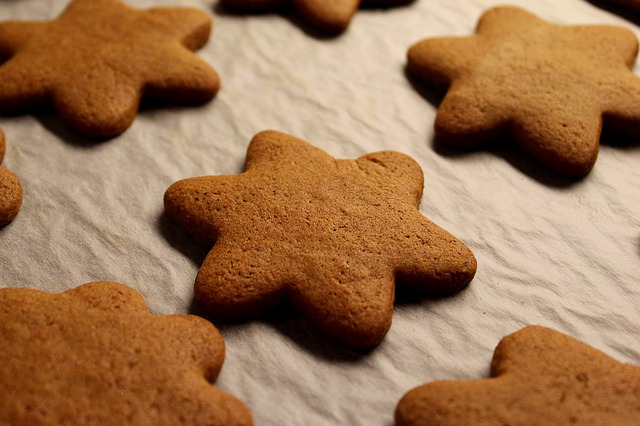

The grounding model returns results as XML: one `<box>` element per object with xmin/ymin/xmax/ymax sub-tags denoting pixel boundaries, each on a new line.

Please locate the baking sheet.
<box><xmin>1</xmin><ymin>0</ymin><xmax>639</xmax><ymax>425</ymax></box>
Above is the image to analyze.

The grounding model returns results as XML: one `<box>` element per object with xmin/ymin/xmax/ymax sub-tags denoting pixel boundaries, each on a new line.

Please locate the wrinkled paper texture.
<box><xmin>1</xmin><ymin>0</ymin><xmax>639</xmax><ymax>425</ymax></box>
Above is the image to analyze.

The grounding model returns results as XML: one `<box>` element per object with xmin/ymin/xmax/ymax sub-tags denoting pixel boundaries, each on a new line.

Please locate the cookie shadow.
<box><xmin>599</xmin><ymin>127</ymin><xmax>640</xmax><ymax>151</ymax></box>
<box><xmin>404</xmin><ymin>64</ymin><xmax>445</xmax><ymax>109</ymax></box>
<box><xmin>24</xmin><ymin>97</ymin><xmax>212</xmax><ymax>147</ymax></box>
<box><xmin>191</xmin><ymin>275</ymin><xmax>473</xmax><ymax>362</ymax></box>
<box><xmin>35</xmin><ymin>113</ymin><xmax>108</xmax><ymax>148</ymax></box>
<box><xmin>0</xmin><ymin>104</ymin><xmax>103</xmax><ymax>148</ymax></box>
<box><xmin>394</xmin><ymin>282</ymin><xmax>466</xmax><ymax>307</ymax></box>
<box><xmin>157</xmin><ymin>211</ymin><xmax>209</xmax><ymax>267</ymax></box>
<box><xmin>192</xmin><ymin>299</ymin><xmax>373</xmax><ymax>363</ymax></box>
<box><xmin>434</xmin><ymin>135</ymin><xmax>586</xmax><ymax>189</ymax></box>
<box><xmin>405</xmin><ymin>66</ymin><xmax>587</xmax><ymax>188</ymax></box>
<box><xmin>585</xmin><ymin>0</ymin><xmax>640</xmax><ymax>25</ymax></box>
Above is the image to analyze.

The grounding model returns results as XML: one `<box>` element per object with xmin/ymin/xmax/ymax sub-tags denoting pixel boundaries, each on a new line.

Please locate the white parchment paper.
<box><xmin>1</xmin><ymin>0</ymin><xmax>639</xmax><ymax>425</ymax></box>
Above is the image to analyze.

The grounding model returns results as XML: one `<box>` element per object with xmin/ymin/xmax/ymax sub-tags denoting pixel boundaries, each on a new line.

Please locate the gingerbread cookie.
<box><xmin>221</xmin><ymin>0</ymin><xmax>414</xmax><ymax>35</ymax></box>
<box><xmin>395</xmin><ymin>325</ymin><xmax>640</xmax><ymax>425</ymax></box>
<box><xmin>0</xmin><ymin>0</ymin><xmax>219</xmax><ymax>139</ymax></box>
<box><xmin>0</xmin><ymin>128</ymin><xmax>22</xmax><ymax>227</ymax></box>
<box><xmin>0</xmin><ymin>281</ymin><xmax>252</xmax><ymax>425</ymax></box>
<box><xmin>164</xmin><ymin>130</ymin><xmax>476</xmax><ymax>349</ymax></box>
<box><xmin>407</xmin><ymin>6</ymin><xmax>640</xmax><ymax>176</ymax></box>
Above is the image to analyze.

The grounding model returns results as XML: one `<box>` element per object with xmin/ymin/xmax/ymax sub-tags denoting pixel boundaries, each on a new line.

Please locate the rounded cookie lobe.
<box><xmin>0</xmin><ymin>281</ymin><xmax>253</xmax><ymax>426</ymax></box>
<box><xmin>0</xmin><ymin>0</ymin><xmax>220</xmax><ymax>139</ymax></box>
<box><xmin>0</xmin><ymin>167</ymin><xmax>23</xmax><ymax>226</ymax></box>
<box><xmin>293</xmin><ymin>0</ymin><xmax>360</xmax><ymax>34</ymax></box>
<box><xmin>0</xmin><ymin>128</ymin><xmax>22</xmax><ymax>227</ymax></box>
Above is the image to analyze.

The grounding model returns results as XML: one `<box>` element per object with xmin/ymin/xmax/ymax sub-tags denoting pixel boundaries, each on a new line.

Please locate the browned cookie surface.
<box><xmin>0</xmin><ymin>0</ymin><xmax>219</xmax><ymax>139</ymax></box>
<box><xmin>221</xmin><ymin>0</ymin><xmax>413</xmax><ymax>34</ymax></box>
<box><xmin>395</xmin><ymin>325</ymin><xmax>640</xmax><ymax>425</ymax></box>
<box><xmin>164</xmin><ymin>130</ymin><xmax>476</xmax><ymax>349</ymax></box>
<box><xmin>407</xmin><ymin>6</ymin><xmax>640</xmax><ymax>176</ymax></box>
<box><xmin>0</xmin><ymin>281</ymin><xmax>253</xmax><ymax>426</ymax></box>
<box><xmin>0</xmin><ymin>128</ymin><xmax>22</xmax><ymax>227</ymax></box>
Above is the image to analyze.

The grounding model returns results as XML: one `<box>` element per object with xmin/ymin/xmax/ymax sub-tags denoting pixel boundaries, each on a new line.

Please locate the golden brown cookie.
<box><xmin>221</xmin><ymin>0</ymin><xmax>414</xmax><ymax>35</ymax></box>
<box><xmin>0</xmin><ymin>128</ymin><xmax>22</xmax><ymax>227</ymax></box>
<box><xmin>0</xmin><ymin>0</ymin><xmax>220</xmax><ymax>139</ymax></box>
<box><xmin>0</xmin><ymin>281</ymin><xmax>253</xmax><ymax>426</ymax></box>
<box><xmin>407</xmin><ymin>6</ymin><xmax>640</xmax><ymax>176</ymax></box>
<box><xmin>395</xmin><ymin>325</ymin><xmax>640</xmax><ymax>425</ymax></box>
<box><xmin>164</xmin><ymin>130</ymin><xmax>476</xmax><ymax>349</ymax></box>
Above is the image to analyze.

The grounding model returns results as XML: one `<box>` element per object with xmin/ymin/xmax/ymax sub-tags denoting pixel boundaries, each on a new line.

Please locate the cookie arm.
<box><xmin>395</xmin><ymin>378</ymin><xmax>509</xmax><ymax>426</ymax></box>
<box><xmin>512</xmin><ymin>106</ymin><xmax>602</xmax><ymax>176</ymax></box>
<box><xmin>407</xmin><ymin>37</ymin><xmax>480</xmax><ymax>92</ymax></box>
<box><xmin>0</xmin><ymin>54</ymin><xmax>50</xmax><ymax>113</ymax></box>
<box><xmin>293</xmin><ymin>0</ymin><xmax>359</xmax><ymax>34</ymax></box>
<box><xmin>409</xmin><ymin>37</ymin><xmax>500</xmax><ymax>144</ymax></box>
<box><xmin>569</xmin><ymin>25</ymin><xmax>640</xmax><ymax>135</ymax></box>
<box><xmin>164</xmin><ymin>175</ymin><xmax>245</xmax><ymax>247</ymax></box>
<box><xmin>143</xmin><ymin>47</ymin><xmax>220</xmax><ymax>104</ymax></box>
<box><xmin>145</xmin><ymin>7</ymin><xmax>213</xmax><ymax>51</ymax></box>
<box><xmin>0</xmin><ymin>22</ymin><xmax>45</xmax><ymax>59</ymax></box>
<box><xmin>289</xmin><ymin>266</ymin><xmax>395</xmax><ymax>349</ymax></box>
<box><xmin>475</xmin><ymin>6</ymin><xmax>546</xmax><ymax>36</ymax></box>
<box><xmin>570</xmin><ymin>25</ymin><xmax>639</xmax><ymax>69</ymax></box>
<box><xmin>602</xmin><ymin>73</ymin><xmax>640</xmax><ymax>136</ymax></box>
<box><xmin>434</xmin><ymin>83</ymin><xmax>509</xmax><ymax>146</ymax></box>
<box><xmin>394</xmin><ymin>215</ymin><xmax>476</xmax><ymax>295</ymax></box>
<box><xmin>48</xmin><ymin>66</ymin><xmax>145</xmax><ymax>139</ymax></box>
<box><xmin>140</xmin><ymin>7</ymin><xmax>220</xmax><ymax>102</ymax></box>
<box><xmin>0</xmin><ymin>166</ymin><xmax>22</xmax><ymax>227</ymax></box>
<box><xmin>245</xmin><ymin>130</ymin><xmax>335</xmax><ymax>170</ymax></box>
<box><xmin>355</xmin><ymin>151</ymin><xmax>424</xmax><ymax>208</ymax></box>
<box><xmin>194</xmin><ymin>241</ymin><xmax>289</xmax><ymax>319</ymax></box>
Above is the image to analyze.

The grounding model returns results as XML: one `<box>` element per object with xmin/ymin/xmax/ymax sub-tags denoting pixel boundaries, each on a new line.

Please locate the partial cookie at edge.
<box><xmin>0</xmin><ymin>281</ymin><xmax>253</xmax><ymax>426</ymax></box>
<box><xmin>395</xmin><ymin>325</ymin><xmax>640</xmax><ymax>425</ymax></box>
<box><xmin>0</xmin><ymin>128</ymin><xmax>22</xmax><ymax>227</ymax></box>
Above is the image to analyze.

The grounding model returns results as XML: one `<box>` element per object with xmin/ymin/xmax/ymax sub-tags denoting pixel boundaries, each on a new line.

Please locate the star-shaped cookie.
<box><xmin>407</xmin><ymin>6</ymin><xmax>640</xmax><ymax>176</ymax></box>
<box><xmin>221</xmin><ymin>0</ymin><xmax>414</xmax><ymax>35</ymax></box>
<box><xmin>0</xmin><ymin>0</ymin><xmax>220</xmax><ymax>139</ymax></box>
<box><xmin>164</xmin><ymin>130</ymin><xmax>477</xmax><ymax>348</ymax></box>
<box><xmin>0</xmin><ymin>128</ymin><xmax>22</xmax><ymax>227</ymax></box>
<box><xmin>395</xmin><ymin>325</ymin><xmax>640</xmax><ymax>425</ymax></box>
<box><xmin>0</xmin><ymin>281</ymin><xmax>252</xmax><ymax>426</ymax></box>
